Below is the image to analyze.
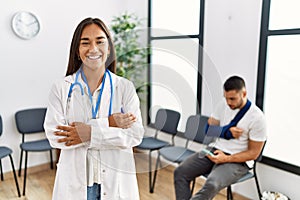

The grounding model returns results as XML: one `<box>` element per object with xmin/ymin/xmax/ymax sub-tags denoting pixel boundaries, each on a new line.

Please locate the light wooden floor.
<box><xmin>0</xmin><ymin>154</ymin><xmax>250</xmax><ymax>200</ymax></box>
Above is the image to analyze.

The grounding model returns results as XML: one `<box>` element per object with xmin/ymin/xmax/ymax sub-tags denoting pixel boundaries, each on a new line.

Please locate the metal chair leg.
<box><xmin>191</xmin><ymin>178</ymin><xmax>196</xmax><ymax>195</ymax></box>
<box><xmin>254</xmin><ymin>168</ymin><xmax>262</xmax><ymax>199</ymax></box>
<box><xmin>0</xmin><ymin>159</ymin><xmax>3</xmax><ymax>181</ymax></box>
<box><xmin>9</xmin><ymin>155</ymin><xmax>21</xmax><ymax>197</ymax></box>
<box><xmin>148</xmin><ymin>151</ymin><xmax>152</xmax><ymax>193</ymax></box>
<box><xmin>18</xmin><ymin>150</ymin><xmax>23</xmax><ymax>176</ymax></box>
<box><xmin>227</xmin><ymin>185</ymin><xmax>233</xmax><ymax>200</ymax></box>
<box><xmin>22</xmin><ymin>151</ymin><xmax>28</xmax><ymax>195</ymax></box>
<box><xmin>150</xmin><ymin>152</ymin><xmax>160</xmax><ymax>193</ymax></box>
<box><xmin>148</xmin><ymin>150</ymin><xmax>161</xmax><ymax>193</ymax></box>
<box><xmin>50</xmin><ymin>149</ymin><xmax>53</xmax><ymax>169</ymax></box>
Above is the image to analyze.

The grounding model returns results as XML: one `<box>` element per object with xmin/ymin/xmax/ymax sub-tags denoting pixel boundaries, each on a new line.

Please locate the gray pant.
<box><xmin>174</xmin><ymin>152</ymin><xmax>249</xmax><ymax>200</ymax></box>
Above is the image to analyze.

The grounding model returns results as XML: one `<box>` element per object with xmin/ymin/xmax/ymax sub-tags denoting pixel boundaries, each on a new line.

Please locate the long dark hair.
<box><xmin>66</xmin><ymin>18</ymin><xmax>116</xmax><ymax>76</ymax></box>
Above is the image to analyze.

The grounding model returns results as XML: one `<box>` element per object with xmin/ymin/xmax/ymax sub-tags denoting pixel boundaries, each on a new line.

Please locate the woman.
<box><xmin>44</xmin><ymin>17</ymin><xmax>144</xmax><ymax>200</ymax></box>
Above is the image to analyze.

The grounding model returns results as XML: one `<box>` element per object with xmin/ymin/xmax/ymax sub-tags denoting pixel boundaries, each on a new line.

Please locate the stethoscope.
<box><xmin>66</xmin><ymin>67</ymin><xmax>113</xmax><ymax>123</ymax></box>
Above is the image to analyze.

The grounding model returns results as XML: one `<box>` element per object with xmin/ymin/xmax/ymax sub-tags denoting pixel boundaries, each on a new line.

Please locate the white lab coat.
<box><xmin>44</xmin><ymin>71</ymin><xmax>144</xmax><ymax>200</ymax></box>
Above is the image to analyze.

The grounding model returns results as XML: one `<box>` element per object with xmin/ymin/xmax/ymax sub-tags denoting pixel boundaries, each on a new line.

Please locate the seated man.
<box><xmin>174</xmin><ymin>75</ymin><xmax>267</xmax><ymax>200</ymax></box>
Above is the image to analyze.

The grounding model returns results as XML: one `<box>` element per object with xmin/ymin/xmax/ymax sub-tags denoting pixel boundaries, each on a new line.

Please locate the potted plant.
<box><xmin>110</xmin><ymin>12</ymin><xmax>149</xmax><ymax>97</ymax></box>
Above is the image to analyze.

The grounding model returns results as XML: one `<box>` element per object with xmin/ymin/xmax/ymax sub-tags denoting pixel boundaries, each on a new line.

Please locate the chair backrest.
<box><xmin>184</xmin><ymin>115</ymin><xmax>201</xmax><ymax>141</ymax></box>
<box><xmin>0</xmin><ymin>115</ymin><xmax>2</xmax><ymax>137</ymax></box>
<box><xmin>186</xmin><ymin>115</ymin><xmax>208</xmax><ymax>144</ymax></box>
<box><xmin>15</xmin><ymin>108</ymin><xmax>47</xmax><ymax>134</ymax></box>
<box><xmin>255</xmin><ymin>140</ymin><xmax>267</xmax><ymax>162</ymax></box>
<box><xmin>154</xmin><ymin>109</ymin><xmax>180</xmax><ymax>135</ymax></box>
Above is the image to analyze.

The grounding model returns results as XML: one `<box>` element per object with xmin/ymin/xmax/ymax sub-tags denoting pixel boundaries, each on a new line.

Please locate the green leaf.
<box><xmin>110</xmin><ymin>12</ymin><xmax>150</xmax><ymax>97</ymax></box>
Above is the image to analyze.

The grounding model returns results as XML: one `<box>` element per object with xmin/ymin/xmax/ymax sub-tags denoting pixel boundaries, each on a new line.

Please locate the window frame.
<box><xmin>147</xmin><ymin>0</ymin><xmax>205</xmax><ymax>124</ymax></box>
<box><xmin>256</xmin><ymin>0</ymin><xmax>300</xmax><ymax>175</ymax></box>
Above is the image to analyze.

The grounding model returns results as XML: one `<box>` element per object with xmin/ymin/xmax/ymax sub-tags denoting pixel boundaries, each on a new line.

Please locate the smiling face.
<box><xmin>78</xmin><ymin>23</ymin><xmax>110</xmax><ymax>72</ymax></box>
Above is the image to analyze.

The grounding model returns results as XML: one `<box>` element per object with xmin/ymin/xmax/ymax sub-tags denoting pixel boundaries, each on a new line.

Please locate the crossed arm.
<box><xmin>54</xmin><ymin>112</ymin><xmax>136</xmax><ymax>146</ymax></box>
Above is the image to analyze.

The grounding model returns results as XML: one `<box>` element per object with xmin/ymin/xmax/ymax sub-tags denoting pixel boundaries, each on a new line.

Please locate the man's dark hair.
<box><xmin>223</xmin><ymin>76</ymin><xmax>246</xmax><ymax>92</ymax></box>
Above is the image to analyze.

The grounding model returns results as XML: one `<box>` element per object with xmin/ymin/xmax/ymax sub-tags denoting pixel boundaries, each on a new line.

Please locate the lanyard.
<box><xmin>67</xmin><ymin>68</ymin><xmax>113</xmax><ymax>120</ymax></box>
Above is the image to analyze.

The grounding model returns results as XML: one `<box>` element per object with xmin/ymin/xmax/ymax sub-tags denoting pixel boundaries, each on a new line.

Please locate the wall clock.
<box><xmin>11</xmin><ymin>11</ymin><xmax>40</xmax><ymax>40</ymax></box>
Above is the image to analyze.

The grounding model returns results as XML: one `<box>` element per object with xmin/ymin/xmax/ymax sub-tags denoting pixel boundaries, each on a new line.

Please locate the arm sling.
<box><xmin>205</xmin><ymin>99</ymin><xmax>251</xmax><ymax>140</ymax></box>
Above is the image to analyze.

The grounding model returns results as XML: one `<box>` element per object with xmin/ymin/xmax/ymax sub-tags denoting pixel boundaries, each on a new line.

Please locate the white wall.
<box><xmin>202</xmin><ymin>0</ymin><xmax>262</xmax><ymax>116</ymax></box>
<box><xmin>0</xmin><ymin>0</ymin><xmax>147</xmax><ymax>172</ymax></box>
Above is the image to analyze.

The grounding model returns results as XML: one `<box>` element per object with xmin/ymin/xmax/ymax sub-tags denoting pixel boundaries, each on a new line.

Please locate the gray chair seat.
<box><xmin>0</xmin><ymin>147</ymin><xmax>13</xmax><ymax>158</ymax></box>
<box><xmin>20</xmin><ymin>139</ymin><xmax>51</xmax><ymax>152</ymax></box>
<box><xmin>203</xmin><ymin>171</ymin><xmax>254</xmax><ymax>183</ymax></box>
<box><xmin>160</xmin><ymin>146</ymin><xmax>195</xmax><ymax>163</ymax></box>
<box><xmin>236</xmin><ymin>171</ymin><xmax>254</xmax><ymax>182</ymax></box>
<box><xmin>137</xmin><ymin>137</ymin><xmax>169</xmax><ymax>150</ymax></box>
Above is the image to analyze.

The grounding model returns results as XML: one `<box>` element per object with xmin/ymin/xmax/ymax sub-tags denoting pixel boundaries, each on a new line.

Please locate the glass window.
<box><xmin>150</xmin><ymin>39</ymin><xmax>199</xmax><ymax>131</ymax></box>
<box><xmin>263</xmin><ymin>35</ymin><xmax>300</xmax><ymax>166</ymax></box>
<box><xmin>152</xmin><ymin>0</ymin><xmax>200</xmax><ymax>36</ymax></box>
<box><xmin>269</xmin><ymin>0</ymin><xmax>300</xmax><ymax>30</ymax></box>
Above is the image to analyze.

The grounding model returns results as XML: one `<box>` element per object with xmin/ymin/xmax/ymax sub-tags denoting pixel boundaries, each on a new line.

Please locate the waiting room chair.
<box><xmin>0</xmin><ymin>114</ymin><xmax>21</xmax><ymax>197</ymax></box>
<box><xmin>224</xmin><ymin>141</ymin><xmax>266</xmax><ymax>200</ymax></box>
<box><xmin>158</xmin><ymin>115</ymin><xmax>208</xmax><ymax>163</ymax></box>
<box><xmin>15</xmin><ymin>108</ymin><xmax>53</xmax><ymax>195</ymax></box>
<box><xmin>197</xmin><ymin>141</ymin><xmax>267</xmax><ymax>200</ymax></box>
<box><xmin>156</xmin><ymin>115</ymin><xmax>208</xmax><ymax>194</ymax></box>
<box><xmin>136</xmin><ymin>108</ymin><xmax>180</xmax><ymax>193</ymax></box>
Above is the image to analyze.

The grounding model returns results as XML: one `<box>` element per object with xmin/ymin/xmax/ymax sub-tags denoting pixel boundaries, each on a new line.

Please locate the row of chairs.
<box><xmin>1</xmin><ymin>107</ymin><xmax>264</xmax><ymax>198</ymax></box>
<box><xmin>136</xmin><ymin>108</ymin><xmax>264</xmax><ymax>200</ymax></box>
<box><xmin>0</xmin><ymin>108</ymin><xmax>53</xmax><ymax>197</ymax></box>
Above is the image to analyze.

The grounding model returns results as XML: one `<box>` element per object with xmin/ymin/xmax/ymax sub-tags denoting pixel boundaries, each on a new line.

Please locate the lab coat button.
<box><xmin>103</xmin><ymin>192</ymin><xmax>107</xmax><ymax>195</ymax></box>
<box><xmin>102</xmin><ymin>169</ymin><xmax>105</xmax><ymax>173</ymax></box>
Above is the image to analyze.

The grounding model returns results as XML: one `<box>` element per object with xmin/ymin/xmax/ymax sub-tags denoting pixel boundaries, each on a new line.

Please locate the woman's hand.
<box><xmin>109</xmin><ymin>112</ymin><xmax>137</xmax><ymax>129</ymax></box>
<box><xmin>54</xmin><ymin>122</ymin><xmax>91</xmax><ymax>146</ymax></box>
